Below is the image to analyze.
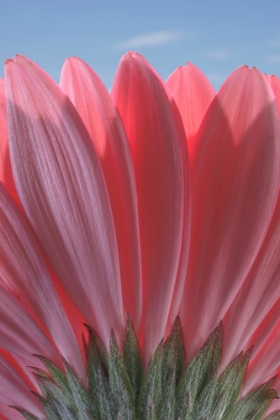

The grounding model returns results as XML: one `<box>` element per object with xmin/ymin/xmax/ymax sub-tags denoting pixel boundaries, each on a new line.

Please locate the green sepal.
<box><xmin>222</xmin><ymin>376</ymin><xmax>277</xmax><ymax>420</ymax></box>
<box><xmin>35</xmin><ymin>374</ymin><xmax>71</xmax><ymax>408</ymax></box>
<box><xmin>84</xmin><ymin>324</ymin><xmax>113</xmax><ymax>419</ymax></box>
<box><xmin>198</xmin><ymin>321</ymin><xmax>223</xmax><ymax>387</ymax></box>
<box><xmin>26</xmin><ymin>365</ymin><xmax>49</xmax><ymax>379</ymax></box>
<box><xmin>62</xmin><ymin>357</ymin><xmax>95</xmax><ymax>419</ymax></box>
<box><xmin>215</xmin><ymin>347</ymin><xmax>253</xmax><ymax>409</ymax></box>
<box><xmin>209</xmin><ymin>388</ymin><xmax>231</xmax><ymax>420</ymax></box>
<box><xmin>109</xmin><ymin>329</ymin><xmax>135</xmax><ymax>419</ymax></box>
<box><xmin>137</xmin><ymin>339</ymin><xmax>164</xmax><ymax>418</ymax></box>
<box><xmin>159</xmin><ymin>366</ymin><xmax>176</xmax><ymax>420</ymax></box>
<box><xmin>123</xmin><ymin>313</ymin><xmax>144</xmax><ymax>397</ymax></box>
<box><xmin>35</xmin><ymin>388</ymin><xmax>94</xmax><ymax>420</ymax></box>
<box><xmin>192</xmin><ymin>348</ymin><xmax>252</xmax><ymax>420</ymax></box>
<box><xmin>176</xmin><ymin>322</ymin><xmax>223</xmax><ymax>417</ymax></box>
<box><xmin>9</xmin><ymin>406</ymin><xmax>40</xmax><ymax>420</ymax></box>
<box><xmin>33</xmin><ymin>355</ymin><xmax>94</xmax><ymax>419</ymax></box>
<box><xmin>31</xmin><ymin>392</ymin><xmax>64</xmax><ymax>420</ymax></box>
<box><xmin>162</xmin><ymin>316</ymin><xmax>185</xmax><ymax>387</ymax></box>
<box><xmin>158</xmin><ymin>317</ymin><xmax>185</xmax><ymax>419</ymax></box>
<box><xmin>191</xmin><ymin>373</ymin><xmax>217</xmax><ymax>419</ymax></box>
<box><xmin>207</xmin><ymin>347</ymin><xmax>253</xmax><ymax>419</ymax></box>
<box><xmin>84</xmin><ymin>324</ymin><xmax>109</xmax><ymax>375</ymax></box>
<box><xmin>33</xmin><ymin>354</ymin><xmax>71</xmax><ymax>397</ymax></box>
<box><xmin>146</xmin><ymin>395</ymin><xmax>157</xmax><ymax>420</ymax></box>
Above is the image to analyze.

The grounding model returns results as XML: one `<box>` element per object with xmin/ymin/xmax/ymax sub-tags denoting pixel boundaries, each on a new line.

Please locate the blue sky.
<box><xmin>1</xmin><ymin>0</ymin><xmax>280</xmax><ymax>90</ymax></box>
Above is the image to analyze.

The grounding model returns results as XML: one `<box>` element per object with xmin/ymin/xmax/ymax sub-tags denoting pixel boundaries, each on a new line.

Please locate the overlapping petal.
<box><xmin>0</xmin><ymin>282</ymin><xmax>57</xmax><ymax>363</ymax></box>
<box><xmin>112</xmin><ymin>52</ymin><xmax>190</xmax><ymax>360</ymax></box>
<box><xmin>5</xmin><ymin>55</ymin><xmax>124</xmax><ymax>348</ymax></box>
<box><xmin>179</xmin><ymin>66</ymin><xmax>280</xmax><ymax>362</ymax></box>
<box><xmin>223</xmin><ymin>196</ymin><xmax>280</xmax><ymax>368</ymax></box>
<box><xmin>0</xmin><ymin>183</ymin><xmax>85</xmax><ymax>378</ymax></box>
<box><xmin>60</xmin><ymin>57</ymin><xmax>142</xmax><ymax>331</ymax></box>
<box><xmin>268</xmin><ymin>74</ymin><xmax>280</xmax><ymax>113</ymax></box>
<box><xmin>163</xmin><ymin>90</ymin><xmax>191</xmax><ymax>333</ymax></box>
<box><xmin>0</xmin><ymin>353</ymin><xmax>42</xmax><ymax>418</ymax></box>
<box><xmin>244</xmin><ymin>315</ymin><xmax>280</xmax><ymax>394</ymax></box>
<box><xmin>166</xmin><ymin>63</ymin><xmax>215</xmax><ymax>155</ymax></box>
<box><xmin>0</xmin><ymin>403</ymin><xmax>24</xmax><ymax>420</ymax></box>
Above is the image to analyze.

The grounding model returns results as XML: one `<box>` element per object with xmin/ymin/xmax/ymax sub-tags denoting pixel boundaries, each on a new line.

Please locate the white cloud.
<box><xmin>204</xmin><ymin>49</ymin><xmax>231</xmax><ymax>60</ymax></box>
<box><xmin>206</xmin><ymin>72</ymin><xmax>225</xmax><ymax>85</ymax></box>
<box><xmin>114</xmin><ymin>31</ymin><xmax>188</xmax><ymax>49</ymax></box>
<box><xmin>267</xmin><ymin>38</ymin><xmax>280</xmax><ymax>49</ymax></box>
<box><xmin>265</xmin><ymin>54</ymin><xmax>280</xmax><ymax>63</ymax></box>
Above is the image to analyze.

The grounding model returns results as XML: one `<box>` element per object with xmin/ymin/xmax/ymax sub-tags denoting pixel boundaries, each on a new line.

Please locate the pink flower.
<box><xmin>0</xmin><ymin>52</ymin><xmax>280</xmax><ymax>419</ymax></box>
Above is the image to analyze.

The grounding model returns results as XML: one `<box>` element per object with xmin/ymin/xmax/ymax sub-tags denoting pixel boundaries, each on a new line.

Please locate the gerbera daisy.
<box><xmin>0</xmin><ymin>52</ymin><xmax>280</xmax><ymax>419</ymax></box>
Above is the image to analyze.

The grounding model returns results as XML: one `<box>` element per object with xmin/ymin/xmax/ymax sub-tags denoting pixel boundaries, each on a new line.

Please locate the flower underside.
<box><xmin>12</xmin><ymin>316</ymin><xmax>280</xmax><ymax>420</ymax></box>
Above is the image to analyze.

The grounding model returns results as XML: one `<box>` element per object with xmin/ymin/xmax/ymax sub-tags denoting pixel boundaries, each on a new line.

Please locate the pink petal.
<box><xmin>243</xmin><ymin>315</ymin><xmax>280</xmax><ymax>394</ymax></box>
<box><xmin>265</xmin><ymin>376</ymin><xmax>280</xmax><ymax>415</ymax></box>
<box><xmin>163</xmin><ymin>85</ymin><xmax>191</xmax><ymax>333</ymax></box>
<box><xmin>0</xmin><ymin>352</ymin><xmax>42</xmax><ymax>417</ymax></box>
<box><xmin>0</xmin><ymin>80</ymin><xmax>18</xmax><ymax>203</ymax></box>
<box><xmin>223</xmin><ymin>195</ymin><xmax>280</xmax><ymax>367</ymax></box>
<box><xmin>60</xmin><ymin>57</ymin><xmax>142</xmax><ymax>332</ymax></box>
<box><xmin>0</xmin><ymin>183</ymin><xmax>85</xmax><ymax>379</ymax></box>
<box><xmin>112</xmin><ymin>52</ymin><xmax>189</xmax><ymax>361</ymax></box>
<box><xmin>166</xmin><ymin>63</ymin><xmax>215</xmax><ymax>157</ymax></box>
<box><xmin>5</xmin><ymin>55</ymin><xmax>124</xmax><ymax>348</ymax></box>
<box><xmin>238</xmin><ymin>297</ymin><xmax>280</xmax><ymax>394</ymax></box>
<box><xmin>0</xmin><ymin>404</ymin><xmax>25</xmax><ymax>420</ymax></box>
<box><xmin>179</xmin><ymin>66</ymin><xmax>280</xmax><ymax>362</ymax></box>
<box><xmin>0</xmin><ymin>282</ymin><xmax>58</xmax><ymax>363</ymax></box>
<box><xmin>268</xmin><ymin>74</ymin><xmax>280</xmax><ymax>113</ymax></box>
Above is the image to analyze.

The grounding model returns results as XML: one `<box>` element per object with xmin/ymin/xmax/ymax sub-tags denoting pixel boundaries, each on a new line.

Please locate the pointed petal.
<box><xmin>166</xmin><ymin>63</ymin><xmax>215</xmax><ymax>157</ymax></box>
<box><xmin>0</xmin><ymin>282</ymin><xmax>58</xmax><ymax>363</ymax></box>
<box><xmin>223</xmin><ymin>195</ymin><xmax>280</xmax><ymax>367</ymax></box>
<box><xmin>180</xmin><ymin>66</ymin><xmax>280</xmax><ymax>362</ymax></box>
<box><xmin>163</xmin><ymin>86</ymin><xmax>191</xmax><ymax>333</ymax></box>
<box><xmin>0</xmin><ymin>404</ymin><xmax>25</xmax><ymax>420</ymax></box>
<box><xmin>60</xmin><ymin>57</ymin><xmax>142</xmax><ymax>331</ymax></box>
<box><xmin>0</xmin><ymin>79</ymin><xmax>18</xmax><ymax>203</ymax></box>
<box><xmin>112</xmin><ymin>52</ymin><xmax>188</xmax><ymax>361</ymax></box>
<box><xmin>5</xmin><ymin>55</ymin><xmax>124</xmax><ymax>347</ymax></box>
<box><xmin>264</xmin><ymin>376</ymin><xmax>280</xmax><ymax>415</ymax></box>
<box><xmin>268</xmin><ymin>74</ymin><xmax>280</xmax><ymax>113</ymax></box>
<box><xmin>238</xmin><ymin>297</ymin><xmax>280</xmax><ymax>395</ymax></box>
<box><xmin>0</xmin><ymin>353</ymin><xmax>42</xmax><ymax>417</ymax></box>
<box><xmin>243</xmin><ymin>315</ymin><xmax>280</xmax><ymax>394</ymax></box>
<box><xmin>0</xmin><ymin>183</ymin><xmax>85</xmax><ymax>379</ymax></box>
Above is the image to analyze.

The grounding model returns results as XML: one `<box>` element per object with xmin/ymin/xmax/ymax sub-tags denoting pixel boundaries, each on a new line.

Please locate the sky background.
<box><xmin>1</xmin><ymin>0</ymin><xmax>280</xmax><ymax>91</ymax></box>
